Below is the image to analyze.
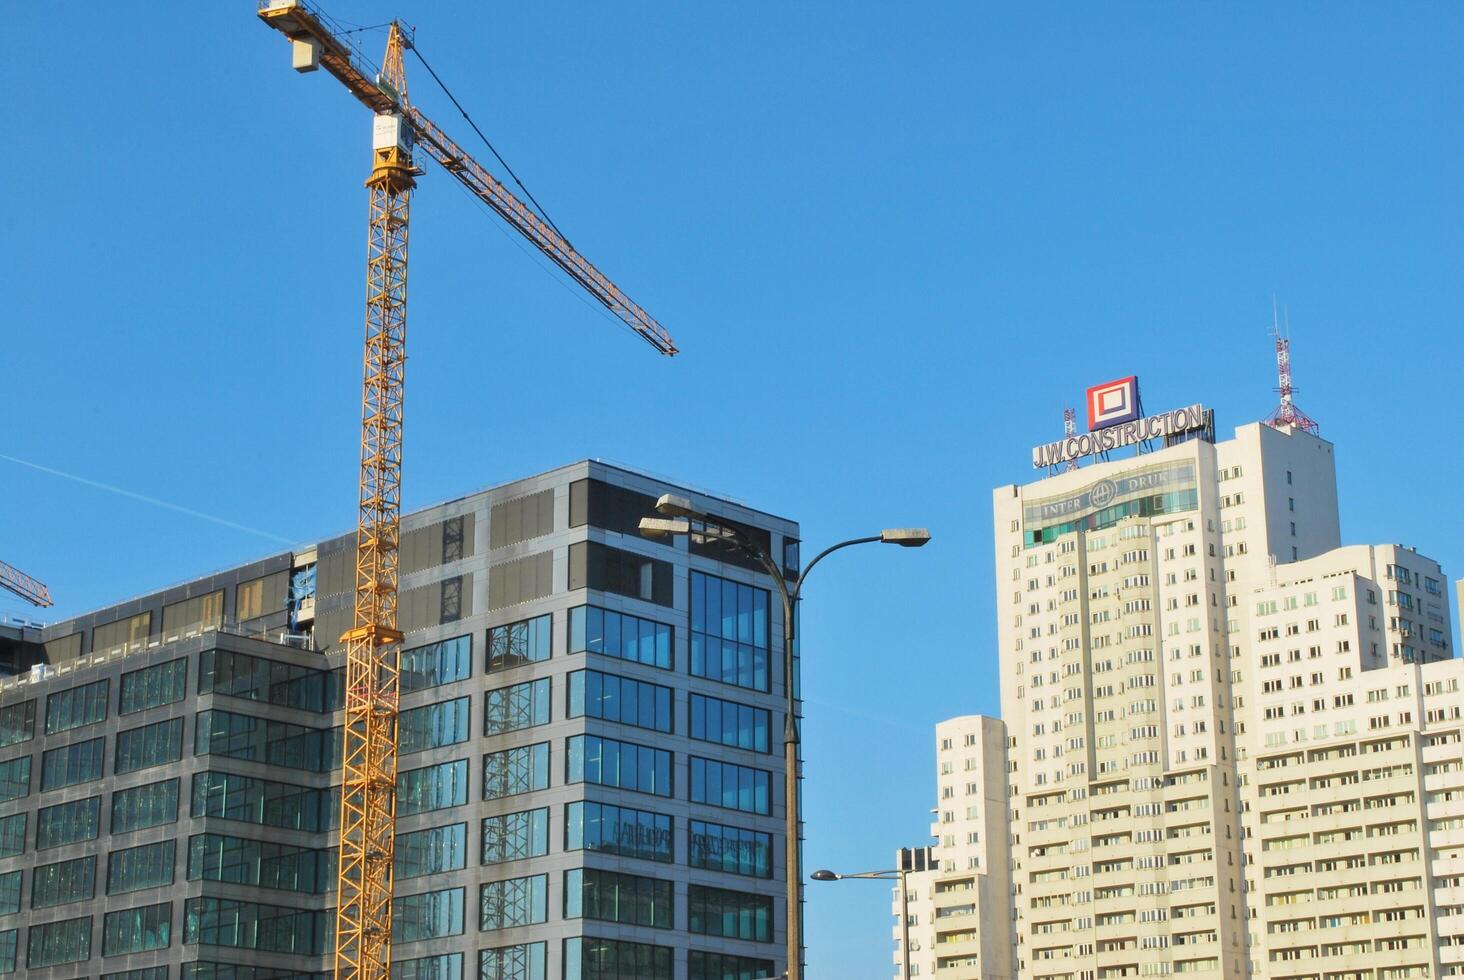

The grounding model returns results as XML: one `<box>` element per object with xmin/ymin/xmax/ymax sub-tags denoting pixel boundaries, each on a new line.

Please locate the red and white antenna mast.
<box><xmin>1263</xmin><ymin>306</ymin><xmax>1319</xmax><ymax>435</ymax></box>
<box><xmin>1063</xmin><ymin>407</ymin><xmax>1079</xmax><ymax>471</ymax></box>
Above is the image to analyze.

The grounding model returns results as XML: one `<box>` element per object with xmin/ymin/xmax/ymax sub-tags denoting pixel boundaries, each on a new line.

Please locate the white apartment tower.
<box><xmin>991</xmin><ymin>415</ymin><xmax>1464</xmax><ymax>980</ymax></box>
<box><xmin>895</xmin><ymin>715</ymin><xmax>1014</xmax><ymax>979</ymax></box>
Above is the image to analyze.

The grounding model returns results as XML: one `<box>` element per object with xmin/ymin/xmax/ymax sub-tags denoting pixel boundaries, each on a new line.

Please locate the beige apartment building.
<box><xmin>973</xmin><ymin>414</ymin><xmax>1464</xmax><ymax>980</ymax></box>
<box><xmin>896</xmin><ymin>715</ymin><xmax>1014</xmax><ymax>978</ymax></box>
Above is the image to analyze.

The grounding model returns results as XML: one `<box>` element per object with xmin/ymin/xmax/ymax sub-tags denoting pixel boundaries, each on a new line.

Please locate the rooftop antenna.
<box><xmin>1262</xmin><ymin>301</ymin><xmax>1319</xmax><ymax>435</ymax></box>
<box><xmin>1062</xmin><ymin>408</ymin><xmax>1079</xmax><ymax>471</ymax></box>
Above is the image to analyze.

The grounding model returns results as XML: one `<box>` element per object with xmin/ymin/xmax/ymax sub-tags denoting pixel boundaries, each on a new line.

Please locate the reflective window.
<box><xmin>480</xmin><ymin>808</ymin><xmax>547</xmax><ymax>865</ymax></box>
<box><xmin>566</xmin><ymin>734</ymin><xmax>672</xmax><ymax>797</ymax></box>
<box><xmin>32</xmin><ymin>856</ymin><xmax>96</xmax><ymax>909</ymax></box>
<box><xmin>397</xmin><ymin>759</ymin><xmax>469</xmax><ymax>816</ymax></box>
<box><xmin>689</xmin><ymin>757</ymin><xmax>770</xmax><ymax>814</ymax></box>
<box><xmin>0</xmin><ymin>928</ymin><xmax>14</xmax><ymax>975</ymax></box>
<box><xmin>26</xmin><ymin>915</ymin><xmax>91</xmax><ymax>968</ymax></box>
<box><xmin>109</xmin><ymin>839</ymin><xmax>176</xmax><ymax>894</ymax></box>
<box><xmin>103</xmin><ymin>901</ymin><xmax>172</xmax><ymax>956</ymax></box>
<box><xmin>0</xmin><ymin>701</ymin><xmax>35</xmax><ymax>748</ymax></box>
<box><xmin>564</xmin><ymin>867</ymin><xmax>672</xmax><ymax>929</ymax></box>
<box><xmin>116</xmin><ymin>717</ymin><xmax>184</xmax><ymax>774</ymax></box>
<box><xmin>183</xmin><ymin>897</ymin><xmax>329</xmax><ymax>955</ymax></box>
<box><xmin>486</xmin><ymin>615</ymin><xmax>551</xmax><ymax>673</ymax></box>
<box><xmin>479</xmin><ymin>943</ymin><xmax>545</xmax><ymax>980</ymax></box>
<box><xmin>0</xmin><ymin>758</ymin><xmax>27</xmax><ymax>803</ymax></box>
<box><xmin>187</xmin><ymin>834</ymin><xmax>330</xmax><ymax>893</ymax></box>
<box><xmin>194</xmin><ymin>709</ymin><xmax>339</xmax><ymax>773</ymax></box>
<box><xmin>120</xmin><ymin>658</ymin><xmax>187</xmax><ymax>715</ymax></box>
<box><xmin>400</xmin><ymin>635</ymin><xmax>472</xmax><ymax>693</ymax></box>
<box><xmin>392</xmin><ymin>952</ymin><xmax>463</xmax><ymax>980</ymax></box>
<box><xmin>184</xmin><ymin>964</ymin><xmax>326</xmax><ymax>980</ymax></box>
<box><xmin>396</xmin><ymin>823</ymin><xmax>467</xmax><ymax>880</ymax></box>
<box><xmin>568</xmin><ymin>541</ymin><xmax>673</xmax><ymax>606</ymax></box>
<box><xmin>393</xmin><ymin>886</ymin><xmax>464</xmax><ymax>943</ymax></box>
<box><xmin>484</xmin><ymin>678</ymin><xmax>550</xmax><ymax>735</ymax></box>
<box><xmin>690</xmin><ymin>819</ymin><xmax>773</xmax><ymax>878</ymax></box>
<box><xmin>688</xmin><ymin>952</ymin><xmax>776</xmax><ymax>980</ymax></box>
<box><xmin>568</xmin><ymin>669</ymin><xmax>672</xmax><ymax>734</ymax></box>
<box><xmin>399</xmin><ymin>696</ymin><xmax>470</xmax><ymax>755</ymax></box>
<box><xmin>45</xmin><ymin>678</ymin><xmax>109</xmax><ymax>734</ymax></box>
<box><xmin>482</xmin><ymin>744</ymin><xmax>549</xmax><ymax>800</ymax></box>
<box><xmin>563</xmin><ymin>937</ymin><xmax>672</xmax><ymax>980</ymax></box>
<box><xmin>191</xmin><ymin>772</ymin><xmax>332</xmax><ymax>832</ymax></box>
<box><xmin>36</xmin><ymin>796</ymin><xmax>101</xmax><ymax>849</ymax></box>
<box><xmin>688</xmin><ymin>883</ymin><xmax>773</xmax><ymax>942</ymax></box>
<box><xmin>690</xmin><ymin>693</ymin><xmax>770</xmax><ymax>753</ymax></box>
<box><xmin>0</xmin><ymin>871</ymin><xmax>18</xmax><ymax>915</ymax></box>
<box><xmin>0</xmin><ymin>814</ymin><xmax>22</xmax><ymax>858</ymax></box>
<box><xmin>565</xmin><ymin>800</ymin><xmax>673</xmax><ymax>864</ymax></box>
<box><xmin>41</xmin><ymin>735</ymin><xmax>105</xmax><ymax>790</ymax></box>
<box><xmin>112</xmin><ymin>778</ymin><xmax>181</xmax><ymax>834</ymax></box>
<box><xmin>199</xmin><ymin>650</ymin><xmax>334</xmax><ymax>712</ymax></box>
<box><xmin>478</xmin><ymin>875</ymin><xmax>546</xmax><ymax>931</ymax></box>
<box><xmin>691</xmin><ymin>571</ymin><xmax>770</xmax><ymax>692</ymax></box>
<box><xmin>568</xmin><ymin>605</ymin><xmax>672</xmax><ymax>670</ymax></box>
<box><xmin>105</xmin><ymin>968</ymin><xmax>170</xmax><ymax>980</ymax></box>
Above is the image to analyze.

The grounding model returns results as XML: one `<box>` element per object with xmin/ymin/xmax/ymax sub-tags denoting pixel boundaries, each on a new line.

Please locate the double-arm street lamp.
<box><xmin>640</xmin><ymin>493</ymin><xmax>930</xmax><ymax>980</ymax></box>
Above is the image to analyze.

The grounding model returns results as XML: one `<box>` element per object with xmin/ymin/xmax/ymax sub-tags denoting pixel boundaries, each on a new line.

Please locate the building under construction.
<box><xmin>0</xmin><ymin>460</ymin><xmax>797</xmax><ymax>980</ymax></box>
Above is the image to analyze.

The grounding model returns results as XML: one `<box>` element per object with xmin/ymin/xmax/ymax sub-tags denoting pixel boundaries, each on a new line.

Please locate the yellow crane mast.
<box><xmin>257</xmin><ymin>5</ymin><xmax>678</xmax><ymax>979</ymax></box>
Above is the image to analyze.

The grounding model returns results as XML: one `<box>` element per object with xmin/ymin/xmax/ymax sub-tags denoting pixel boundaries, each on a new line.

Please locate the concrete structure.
<box><xmin>895</xmin><ymin>715</ymin><xmax>1013</xmax><ymax>979</ymax></box>
<box><xmin>0</xmin><ymin>460</ymin><xmax>798</xmax><ymax>980</ymax></box>
<box><xmin>985</xmin><ymin>416</ymin><xmax>1464</xmax><ymax>979</ymax></box>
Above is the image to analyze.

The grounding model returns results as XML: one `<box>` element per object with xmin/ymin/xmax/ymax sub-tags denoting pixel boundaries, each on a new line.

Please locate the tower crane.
<box><xmin>0</xmin><ymin>560</ymin><xmax>52</xmax><ymax>608</ymax></box>
<box><xmin>257</xmin><ymin>5</ymin><xmax>678</xmax><ymax>979</ymax></box>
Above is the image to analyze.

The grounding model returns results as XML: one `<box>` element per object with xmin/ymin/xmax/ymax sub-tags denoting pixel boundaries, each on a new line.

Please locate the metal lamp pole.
<box><xmin>641</xmin><ymin>496</ymin><xmax>929</xmax><ymax>980</ymax></box>
<box><xmin>809</xmin><ymin>866</ymin><xmax>915</xmax><ymax>978</ymax></box>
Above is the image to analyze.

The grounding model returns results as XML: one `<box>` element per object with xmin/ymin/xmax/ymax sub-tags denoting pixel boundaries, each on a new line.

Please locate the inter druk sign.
<box><xmin>1032</xmin><ymin>403</ymin><xmax>1208</xmax><ymax>469</ymax></box>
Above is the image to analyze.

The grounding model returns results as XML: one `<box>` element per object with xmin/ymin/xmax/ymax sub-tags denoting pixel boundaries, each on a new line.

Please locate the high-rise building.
<box><xmin>988</xmin><ymin>406</ymin><xmax>1464</xmax><ymax>980</ymax></box>
<box><xmin>0</xmin><ymin>460</ymin><xmax>799</xmax><ymax>980</ymax></box>
<box><xmin>893</xmin><ymin>715</ymin><xmax>1013</xmax><ymax>979</ymax></box>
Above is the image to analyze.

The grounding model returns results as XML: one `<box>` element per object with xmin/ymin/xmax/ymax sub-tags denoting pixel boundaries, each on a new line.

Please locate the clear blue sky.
<box><xmin>6</xmin><ymin>3</ymin><xmax>1464</xmax><ymax>974</ymax></box>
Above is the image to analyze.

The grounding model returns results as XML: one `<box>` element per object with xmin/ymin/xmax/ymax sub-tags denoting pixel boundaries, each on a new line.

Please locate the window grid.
<box><xmin>120</xmin><ymin>658</ymin><xmax>188</xmax><ymax>715</ymax></box>
<box><xmin>484</xmin><ymin>678</ymin><xmax>550</xmax><ymax>736</ymax></box>
<box><xmin>566</xmin><ymin>734</ymin><xmax>672</xmax><ymax>797</ymax></box>
<box><xmin>487</xmin><ymin>615</ymin><xmax>551</xmax><ymax>673</ymax></box>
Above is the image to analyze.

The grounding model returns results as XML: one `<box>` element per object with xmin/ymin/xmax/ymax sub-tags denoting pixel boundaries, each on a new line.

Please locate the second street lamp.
<box><xmin>810</xmin><ymin>850</ymin><xmax>933</xmax><ymax>980</ymax></box>
<box><xmin>640</xmin><ymin>494</ymin><xmax>930</xmax><ymax>980</ymax></box>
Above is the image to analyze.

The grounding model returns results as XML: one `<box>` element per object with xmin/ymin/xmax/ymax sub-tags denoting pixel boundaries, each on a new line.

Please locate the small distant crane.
<box><xmin>0</xmin><ymin>560</ymin><xmax>52</xmax><ymax>608</ymax></box>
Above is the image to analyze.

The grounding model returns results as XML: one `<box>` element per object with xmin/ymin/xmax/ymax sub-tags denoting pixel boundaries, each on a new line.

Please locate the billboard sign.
<box><xmin>1087</xmin><ymin>376</ymin><xmax>1140</xmax><ymax>431</ymax></box>
<box><xmin>1032</xmin><ymin>403</ymin><xmax>1209</xmax><ymax>469</ymax></box>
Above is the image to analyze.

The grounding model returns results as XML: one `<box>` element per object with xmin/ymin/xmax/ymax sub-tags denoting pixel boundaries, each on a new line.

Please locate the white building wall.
<box><xmin>896</xmin><ymin>716</ymin><xmax>1014</xmax><ymax>979</ymax></box>
<box><xmin>990</xmin><ymin>418</ymin><xmax>1461</xmax><ymax>979</ymax></box>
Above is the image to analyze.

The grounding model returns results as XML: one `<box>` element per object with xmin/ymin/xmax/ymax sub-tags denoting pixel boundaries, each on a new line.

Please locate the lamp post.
<box><xmin>640</xmin><ymin>495</ymin><xmax>930</xmax><ymax>980</ymax></box>
<box><xmin>810</xmin><ymin>866</ymin><xmax>916</xmax><ymax>978</ymax></box>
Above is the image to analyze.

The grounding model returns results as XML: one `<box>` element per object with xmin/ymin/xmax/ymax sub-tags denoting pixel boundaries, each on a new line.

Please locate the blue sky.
<box><xmin>6</xmin><ymin>2</ymin><xmax>1464</xmax><ymax>974</ymax></box>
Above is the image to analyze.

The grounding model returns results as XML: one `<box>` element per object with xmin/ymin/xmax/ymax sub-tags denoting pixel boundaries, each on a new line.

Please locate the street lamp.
<box><xmin>640</xmin><ymin>494</ymin><xmax>930</xmax><ymax>980</ymax></box>
<box><xmin>808</xmin><ymin>849</ymin><xmax>931</xmax><ymax>978</ymax></box>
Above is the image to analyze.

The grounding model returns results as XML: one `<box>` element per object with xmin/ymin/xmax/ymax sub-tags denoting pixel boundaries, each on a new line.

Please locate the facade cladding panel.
<box><xmin>0</xmin><ymin>460</ymin><xmax>797</xmax><ymax>980</ymax></box>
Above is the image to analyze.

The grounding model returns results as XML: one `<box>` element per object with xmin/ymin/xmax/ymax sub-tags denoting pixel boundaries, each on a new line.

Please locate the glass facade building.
<box><xmin>0</xmin><ymin>461</ymin><xmax>794</xmax><ymax>980</ymax></box>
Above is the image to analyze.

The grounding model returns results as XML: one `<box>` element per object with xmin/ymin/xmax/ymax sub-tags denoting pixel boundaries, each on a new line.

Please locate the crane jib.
<box><xmin>257</xmin><ymin>0</ymin><xmax>677</xmax><ymax>356</ymax></box>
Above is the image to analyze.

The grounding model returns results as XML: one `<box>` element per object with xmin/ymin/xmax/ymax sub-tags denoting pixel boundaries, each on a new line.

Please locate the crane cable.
<box><xmin>409</xmin><ymin>44</ymin><xmax>576</xmax><ymax>250</ymax></box>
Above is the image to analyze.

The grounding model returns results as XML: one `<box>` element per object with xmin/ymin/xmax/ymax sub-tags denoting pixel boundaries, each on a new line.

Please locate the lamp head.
<box><xmin>654</xmin><ymin>493</ymin><xmax>696</xmax><ymax>518</ymax></box>
<box><xmin>880</xmin><ymin>528</ymin><xmax>932</xmax><ymax>548</ymax></box>
<box><xmin>809</xmin><ymin>869</ymin><xmax>840</xmax><ymax>882</ymax></box>
<box><xmin>639</xmin><ymin>516</ymin><xmax>690</xmax><ymax>540</ymax></box>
